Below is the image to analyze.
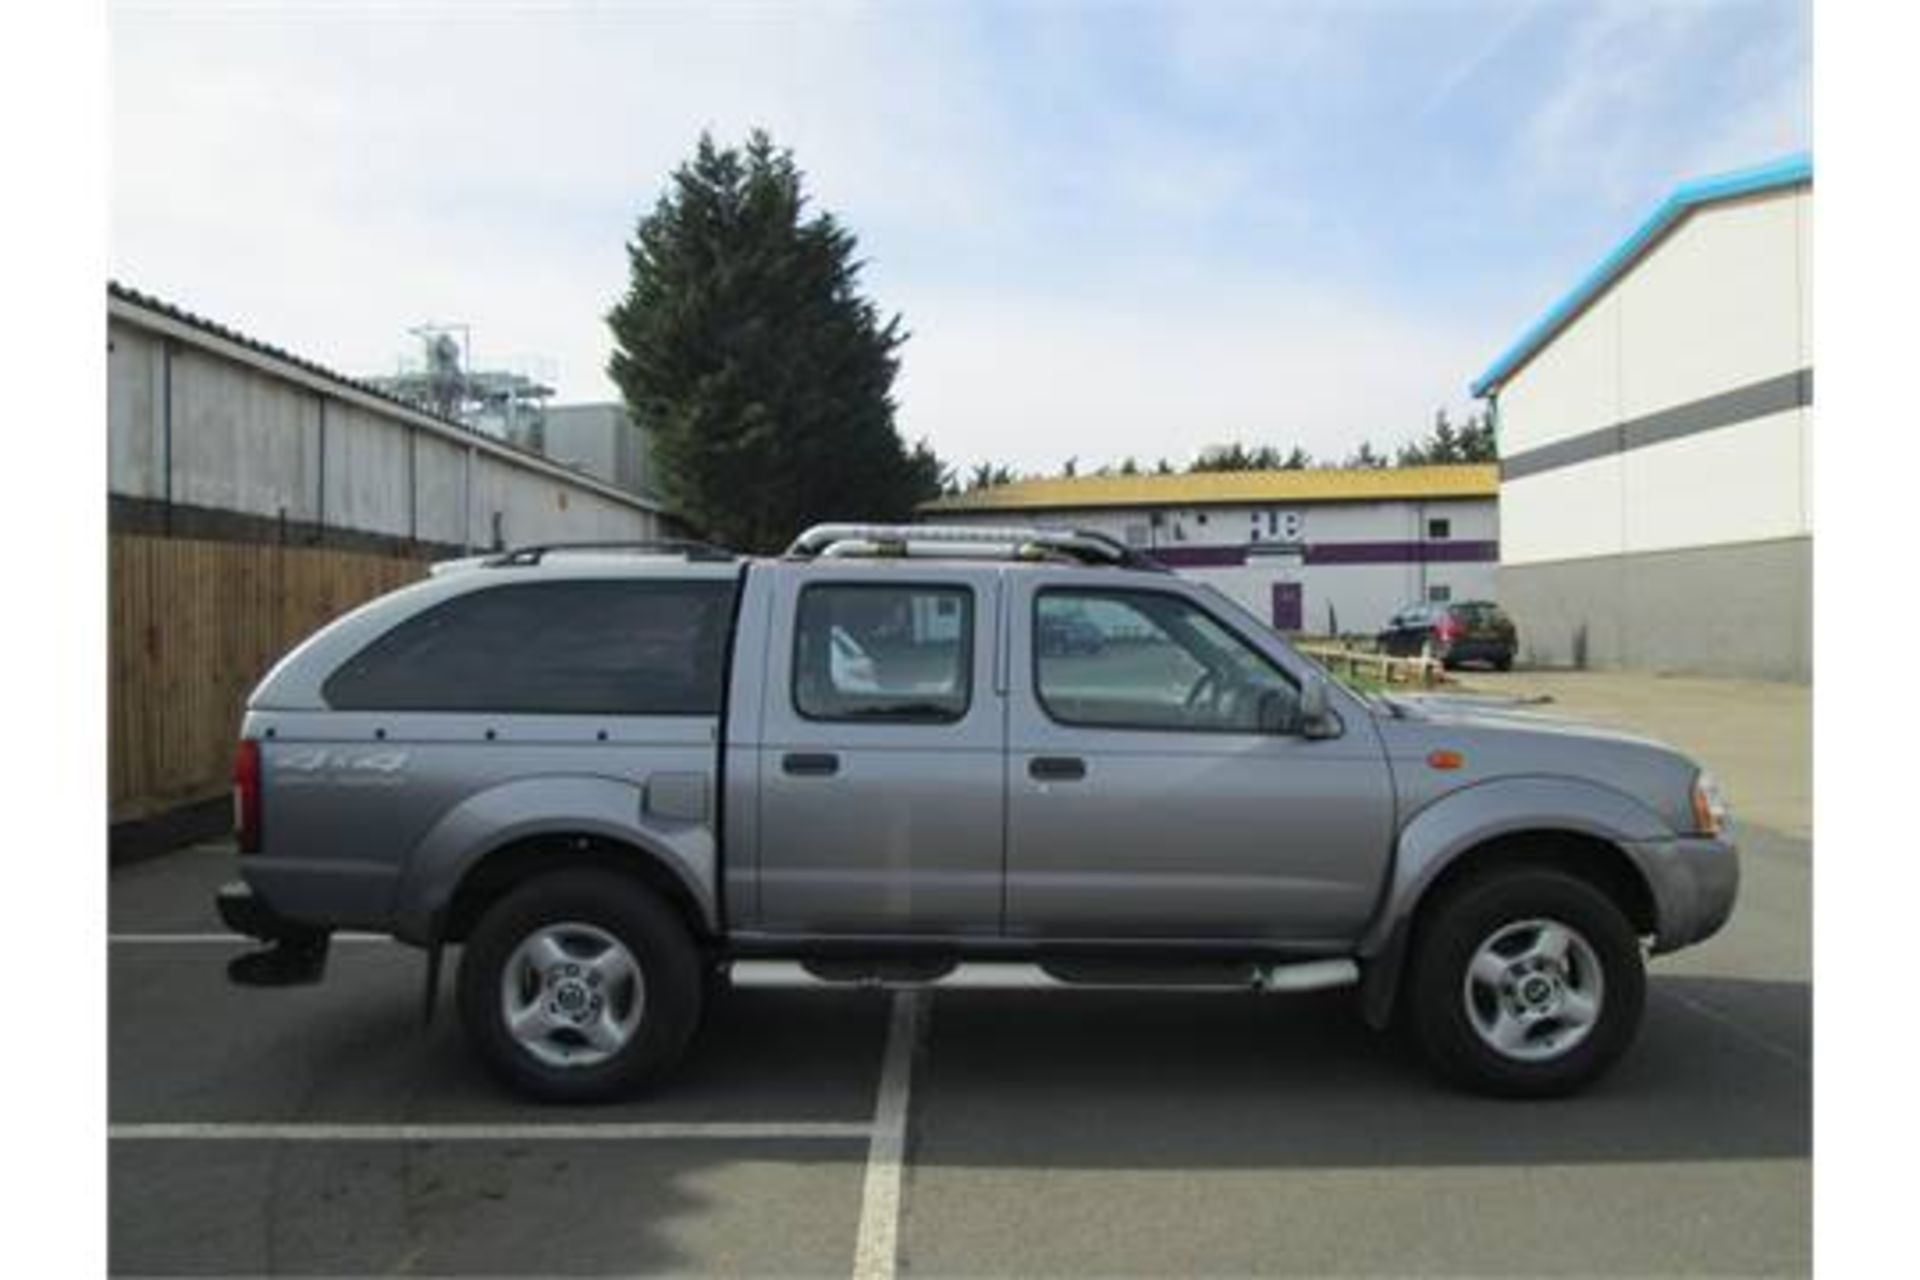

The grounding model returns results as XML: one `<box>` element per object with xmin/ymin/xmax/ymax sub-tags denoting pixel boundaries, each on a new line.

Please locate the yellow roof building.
<box><xmin>923</xmin><ymin>464</ymin><xmax>1499</xmax><ymax>514</ymax></box>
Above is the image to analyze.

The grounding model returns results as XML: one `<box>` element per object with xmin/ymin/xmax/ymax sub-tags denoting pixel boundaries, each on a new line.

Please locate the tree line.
<box><xmin>952</xmin><ymin>408</ymin><xmax>1494</xmax><ymax>494</ymax></box>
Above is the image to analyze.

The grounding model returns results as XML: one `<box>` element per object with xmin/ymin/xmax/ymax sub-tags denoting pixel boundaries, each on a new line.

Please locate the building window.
<box><xmin>1427</xmin><ymin>584</ymin><xmax>1453</xmax><ymax>603</ymax></box>
<box><xmin>1427</xmin><ymin>518</ymin><xmax>1451</xmax><ymax>540</ymax></box>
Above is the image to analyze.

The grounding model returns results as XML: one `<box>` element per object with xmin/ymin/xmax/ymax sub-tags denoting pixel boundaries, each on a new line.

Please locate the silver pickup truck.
<box><xmin>218</xmin><ymin>524</ymin><xmax>1738</xmax><ymax>1101</ymax></box>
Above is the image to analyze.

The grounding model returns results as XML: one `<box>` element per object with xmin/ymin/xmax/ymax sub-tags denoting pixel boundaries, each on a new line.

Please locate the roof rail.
<box><xmin>482</xmin><ymin>539</ymin><xmax>735</xmax><ymax>567</ymax></box>
<box><xmin>784</xmin><ymin>523</ymin><xmax>1168</xmax><ymax>571</ymax></box>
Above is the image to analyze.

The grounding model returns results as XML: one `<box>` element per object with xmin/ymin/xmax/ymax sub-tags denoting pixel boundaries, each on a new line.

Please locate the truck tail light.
<box><xmin>233</xmin><ymin>739</ymin><xmax>262</xmax><ymax>854</ymax></box>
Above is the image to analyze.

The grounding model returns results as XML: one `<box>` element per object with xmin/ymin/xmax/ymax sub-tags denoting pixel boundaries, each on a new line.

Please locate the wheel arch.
<box><xmin>391</xmin><ymin>775</ymin><xmax>720</xmax><ymax>946</ymax></box>
<box><xmin>1357</xmin><ymin>776</ymin><xmax>1669</xmax><ymax>1028</ymax></box>
<box><xmin>436</xmin><ymin>832</ymin><xmax>716</xmax><ymax>947</ymax></box>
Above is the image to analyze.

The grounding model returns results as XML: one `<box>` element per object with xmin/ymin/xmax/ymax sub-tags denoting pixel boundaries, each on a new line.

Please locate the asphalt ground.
<box><xmin>109</xmin><ymin>678</ymin><xmax>1810</xmax><ymax>1277</ymax></box>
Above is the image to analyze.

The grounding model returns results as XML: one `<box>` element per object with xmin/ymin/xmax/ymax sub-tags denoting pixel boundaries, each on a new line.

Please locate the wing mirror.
<box><xmin>1299</xmin><ymin>675</ymin><xmax>1336</xmax><ymax>738</ymax></box>
<box><xmin>1259</xmin><ymin>677</ymin><xmax>1338</xmax><ymax>739</ymax></box>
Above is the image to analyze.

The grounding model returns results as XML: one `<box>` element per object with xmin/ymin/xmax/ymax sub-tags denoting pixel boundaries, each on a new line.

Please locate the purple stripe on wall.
<box><xmin>1304</xmin><ymin>540</ymin><xmax>1500</xmax><ymax>565</ymax></box>
<box><xmin>1145</xmin><ymin>540</ymin><xmax>1499</xmax><ymax>568</ymax></box>
<box><xmin>1144</xmin><ymin>545</ymin><xmax>1248</xmax><ymax>568</ymax></box>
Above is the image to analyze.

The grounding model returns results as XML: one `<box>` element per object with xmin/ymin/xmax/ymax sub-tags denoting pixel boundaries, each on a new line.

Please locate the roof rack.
<box><xmin>482</xmin><ymin>539</ymin><xmax>736</xmax><ymax>567</ymax></box>
<box><xmin>784</xmin><ymin>523</ymin><xmax>1168</xmax><ymax>571</ymax></box>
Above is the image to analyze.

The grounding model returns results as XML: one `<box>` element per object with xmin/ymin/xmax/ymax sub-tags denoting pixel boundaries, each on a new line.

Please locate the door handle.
<box><xmin>782</xmin><ymin>752</ymin><xmax>840</xmax><ymax>777</ymax></box>
<box><xmin>1028</xmin><ymin>755</ymin><xmax>1087</xmax><ymax>781</ymax></box>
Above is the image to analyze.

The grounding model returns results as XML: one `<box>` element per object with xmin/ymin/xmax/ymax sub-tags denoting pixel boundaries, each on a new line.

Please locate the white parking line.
<box><xmin>108</xmin><ymin>932</ymin><xmax>392</xmax><ymax>944</ymax></box>
<box><xmin>108</xmin><ymin>1120</ymin><xmax>872</xmax><ymax>1142</ymax></box>
<box><xmin>852</xmin><ymin>990</ymin><xmax>927</xmax><ymax>1280</ymax></box>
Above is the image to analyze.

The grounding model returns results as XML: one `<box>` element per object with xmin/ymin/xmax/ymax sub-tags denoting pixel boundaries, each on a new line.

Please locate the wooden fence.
<box><xmin>1294</xmin><ymin>643</ymin><xmax>1447</xmax><ymax>688</ymax></box>
<box><xmin>109</xmin><ymin>534</ymin><xmax>426</xmax><ymax>825</ymax></box>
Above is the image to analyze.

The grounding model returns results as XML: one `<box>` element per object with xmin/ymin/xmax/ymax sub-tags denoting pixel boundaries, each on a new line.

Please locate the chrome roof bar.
<box><xmin>784</xmin><ymin>523</ymin><xmax>1168</xmax><ymax>571</ymax></box>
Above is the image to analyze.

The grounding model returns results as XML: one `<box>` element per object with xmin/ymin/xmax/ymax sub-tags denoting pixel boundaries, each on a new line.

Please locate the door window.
<box><xmin>1035</xmin><ymin>589</ymin><xmax>1298</xmax><ymax>733</ymax></box>
<box><xmin>793</xmin><ymin>584</ymin><xmax>972</xmax><ymax>723</ymax></box>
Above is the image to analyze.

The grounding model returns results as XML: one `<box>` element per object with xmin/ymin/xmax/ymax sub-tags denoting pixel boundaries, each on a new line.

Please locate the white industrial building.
<box><xmin>1472</xmin><ymin>154</ymin><xmax>1812</xmax><ymax>680</ymax></box>
<box><xmin>923</xmin><ymin>466</ymin><xmax>1499</xmax><ymax>635</ymax></box>
<box><xmin>108</xmin><ymin>284</ymin><xmax>667</xmax><ymax>554</ymax></box>
<box><xmin>541</xmin><ymin>402</ymin><xmax>658</xmax><ymax>501</ymax></box>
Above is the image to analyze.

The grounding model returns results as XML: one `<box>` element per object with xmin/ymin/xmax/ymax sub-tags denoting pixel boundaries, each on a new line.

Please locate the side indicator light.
<box><xmin>1426</xmin><ymin>749</ymin><xmax>1465</xmax><ymax>771</ymax></box>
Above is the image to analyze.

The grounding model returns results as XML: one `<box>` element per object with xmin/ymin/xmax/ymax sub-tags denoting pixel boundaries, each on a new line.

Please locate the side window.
<box><xmin>324</xmin><ymin>579</ymin><xmax>737</xmax><ymax>714</ymax></box>
<box><xmin>793</xmin><ymin>583</ymin><xmax>972</xmax><ymax>723</ymax></box>
<box><xmin>1035</xmin><ymin>589</ymin><xmax>1298</xmax><ymax>733</ymax></box>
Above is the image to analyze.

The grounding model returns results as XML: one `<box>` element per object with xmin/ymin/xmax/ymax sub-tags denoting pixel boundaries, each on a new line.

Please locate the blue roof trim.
<box><xmin>1470</xmin><ymin>153</ymin><xmax>1812</xmax><ymax>398</ymax></box>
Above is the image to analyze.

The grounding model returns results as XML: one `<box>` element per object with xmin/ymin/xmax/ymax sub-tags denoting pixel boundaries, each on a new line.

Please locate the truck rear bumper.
<box><xmin>216</xmin><ymin>880</ymin><xmax>334</xmax><ymax>987</ymax></box>
<box><xmin>217</xmin><ymin>879</ymin><xmax>317</xmax><ymax>943</ymax></box>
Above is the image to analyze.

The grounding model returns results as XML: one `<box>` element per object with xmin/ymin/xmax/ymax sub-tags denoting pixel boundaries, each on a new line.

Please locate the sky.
<box><xmin>110</xmin><ymin>0</ymin><xmax>1810</xmax><ymax>476</ymax></box>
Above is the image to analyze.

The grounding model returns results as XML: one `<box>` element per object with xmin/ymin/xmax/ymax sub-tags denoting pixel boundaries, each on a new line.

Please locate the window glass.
<box><xmin>1427</xmin><ymin>584</ymin><xmax>1453</xmax><ymax>603</ymax></box>
<box><xmin>1455</xmin><ymin>602</ymin><xmax>1505</xmax><ymax>627</ymax></box>
<box><xmin>324</xmin><ymin>579</ymin><xmax>736</xmax><ymax>714</ymax></box>
<box><xmin>793</xmin><ymin>584</ymin><xmax>972</xmax><ymax>722</ymax></box>
<box><xmin>1036</xmin><ymin>589</ymin><xmax>1299</xmax><ymax>733</ymax></box>
<box><xmin>1427</xmin><ymin>517</ymin><xmax>1452</xmax><ymax>540</ymax></box>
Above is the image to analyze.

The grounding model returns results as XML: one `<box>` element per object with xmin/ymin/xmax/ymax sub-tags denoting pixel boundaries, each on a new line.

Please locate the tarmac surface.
<box><xmin>109</xmin><ymin>671</ymin><xmax>1811</xmax><ymax>1276</ymax></box>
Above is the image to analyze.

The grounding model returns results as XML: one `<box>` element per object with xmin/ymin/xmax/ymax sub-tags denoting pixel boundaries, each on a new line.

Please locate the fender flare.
<box><xmin>1356</xmin><ymin>775</ymin><xmax>1670</xmax><ymax>1027</ymax></box>
<box><xmin>390</xmin><ymin>774</ymin><xmax>719</xmax><ymax>945</ymax></box>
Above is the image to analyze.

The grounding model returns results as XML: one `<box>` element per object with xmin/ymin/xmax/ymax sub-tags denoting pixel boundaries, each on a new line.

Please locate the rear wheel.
<box><xmin>1405</xmin><ymin>868</ymin><xmax>1644</xmax><ymax>1097</ymax></box>
<box><xmin>457</xmin><ymin>869</ymin><xmax>703</xmax><ymax>1103</ymax></box>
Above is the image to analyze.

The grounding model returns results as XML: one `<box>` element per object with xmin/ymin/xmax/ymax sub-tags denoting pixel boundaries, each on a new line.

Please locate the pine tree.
<box><xmin>1345</xmin><ymin>441</ymin><xmax>1388</xmax><ymax>469</ymax></box>
<box><xmin>607</xmin><ymin>131</ymin><xmax>941</xmax><ymax>551</ymax></box>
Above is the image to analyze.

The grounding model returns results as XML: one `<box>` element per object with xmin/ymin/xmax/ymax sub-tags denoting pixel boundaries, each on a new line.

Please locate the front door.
<box><xmin>754</xmin><ymin>569</ymin><xmax>1004</xmax><ymax>936</ymax></box>
<box><xmin>1270</xmin><ymin>581</ymin><xmax>1303</xmax><ymax>632</ymax></box>
<box><xmin>1006</xmin><ymin>576</ymin><xmax>1394</xmax><ymax>945</ymax></box>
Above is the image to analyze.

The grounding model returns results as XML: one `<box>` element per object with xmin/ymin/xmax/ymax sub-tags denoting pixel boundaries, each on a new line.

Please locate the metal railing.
<box><xmin>785</xmin><ymin>523</ymin><xmax>1167</xmax><ymax>571</ymax></box>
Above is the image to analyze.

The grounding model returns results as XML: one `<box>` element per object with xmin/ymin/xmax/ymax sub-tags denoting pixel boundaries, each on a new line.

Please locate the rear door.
<box><xmin>1005</xmin><ymin>573</ymin><xmax>1394</xmax><ymax>945</ymax></box>
<box><xmin>752</xmin><ymin>565</ymin><xmax>1004</xmax><ymax>936</ymax></box>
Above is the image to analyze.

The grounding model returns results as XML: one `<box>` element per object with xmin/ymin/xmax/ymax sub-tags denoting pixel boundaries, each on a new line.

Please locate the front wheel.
<box><xmin>1405</xmin><ymin>869</ymin><xmax>1645</xmax><ymax>1097</ymax></box>
<box><xmin>457</xmin><ymin>870</ymin><xmax>704</xmax><ymax>1103</ymax></box>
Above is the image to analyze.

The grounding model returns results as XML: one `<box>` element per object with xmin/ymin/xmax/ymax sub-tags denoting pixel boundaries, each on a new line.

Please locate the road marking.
<box><xmin>108</xmin><ymin>932</ymin><xmax>392</xmax><ymax>944</ymax></box>
<box><xmin>1655</xmin><ymin>986</ymin><xmax>1810</xmax><ymax>1071</ymax></box>
<box><xmin>852</xmin><ymin>990</ymin><xmax>927</xmax><ymax>1280</ymax></box>
<box><xmin>108</xmin><ymin>1120</ymin><xmax>872</xmax><ymax>1142</ymax></box>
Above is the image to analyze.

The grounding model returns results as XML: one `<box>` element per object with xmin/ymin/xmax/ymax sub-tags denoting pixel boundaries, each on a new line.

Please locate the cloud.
<box><xmin>110</xmin><ymin>1</ymin><xmax>1807</xmax><ymax>481</ymax></box>
<box><xmin>1514</xmin><ymin>0</ymin><xmax>1811</xmax><ymax>208</ymax></box>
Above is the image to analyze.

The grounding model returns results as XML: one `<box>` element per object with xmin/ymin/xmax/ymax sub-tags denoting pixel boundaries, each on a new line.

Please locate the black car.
<box><xmin>1377</xmin><ymin>601</ymin><xmax>1517</xmax><ymax>671</ymax></box>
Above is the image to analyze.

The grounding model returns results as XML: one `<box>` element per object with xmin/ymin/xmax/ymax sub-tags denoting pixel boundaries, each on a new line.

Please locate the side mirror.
<box><xmin>1259</xmin><ymin>678</ymin><xmax>1337</xmax><ymax>738</ymax></box>
<box><xmin>1298</xmin><ymin>676</ymin><xmax>1337</xmax><ymax>739</ymax></box>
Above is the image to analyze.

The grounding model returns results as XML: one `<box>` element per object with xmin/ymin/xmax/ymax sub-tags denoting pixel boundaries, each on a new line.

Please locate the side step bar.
<box><xmin>727</xmin><ymin>959</ymin><xmax>1359</xmax><ymax>995</ymax></box>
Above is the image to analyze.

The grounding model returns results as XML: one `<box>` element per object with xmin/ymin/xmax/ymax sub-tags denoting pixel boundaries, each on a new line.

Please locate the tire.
<box><xmin>1405</xmin><ymin>868</ymin><xmax>1644</xmax><ymax>1098</ymax></box>
<box><xmin>457</xmin><ymin>869</ymin><xmax>704</xmax><ymax>1103</ymax></box>
<box><xmin>1494</xmin><ymin>654</ymin><xmax>1514</xmax><ymax>672</ymax></box>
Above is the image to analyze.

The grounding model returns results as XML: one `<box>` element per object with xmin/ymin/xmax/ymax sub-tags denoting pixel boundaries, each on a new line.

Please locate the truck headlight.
<box><xmin>1691</xmin><ymin>770</ymin><xmax>1730</xmax><ymax>836</ymax></box>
